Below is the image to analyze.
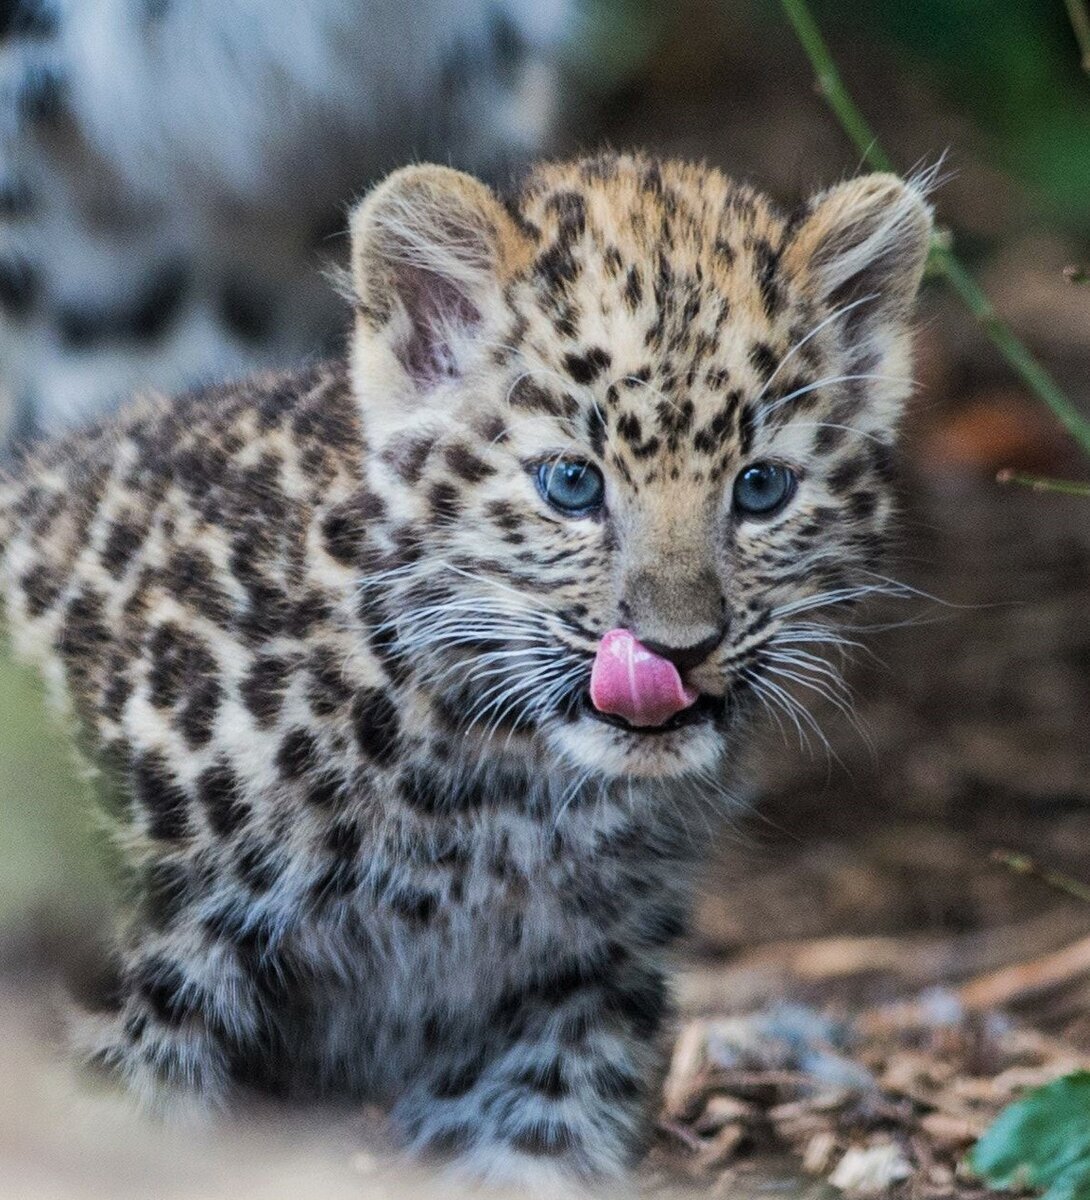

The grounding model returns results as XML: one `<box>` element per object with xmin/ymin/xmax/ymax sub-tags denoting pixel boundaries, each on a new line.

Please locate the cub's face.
<box><xmin>350</xmin><ymin>155</ymin><xmax>931</xmax><ymax>781</ymax></box>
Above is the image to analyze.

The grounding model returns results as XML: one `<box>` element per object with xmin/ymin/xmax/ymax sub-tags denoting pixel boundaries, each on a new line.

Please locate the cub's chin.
<box><xmin>548</xmin><ymin>695</ymin><xmax>729</xmax><ymax>780</ymax></box>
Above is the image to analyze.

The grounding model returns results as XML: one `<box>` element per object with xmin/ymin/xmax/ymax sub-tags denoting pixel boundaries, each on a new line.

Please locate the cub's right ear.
<box><xmin>349</xmin><ymin>165</ymin><xmax>528</xmax><ymax>399</ymax></box>
<box><xmin>783</xmin><ymin>172</ymin><xmax>933</xmax><ymax>337</ymax></box>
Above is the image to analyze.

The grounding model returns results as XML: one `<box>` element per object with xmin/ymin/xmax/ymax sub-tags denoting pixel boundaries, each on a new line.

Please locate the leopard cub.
<box><xmin>0</xmin><ymin>153</ymin><xmax>931</xmax><ymax>1192</ymax></box>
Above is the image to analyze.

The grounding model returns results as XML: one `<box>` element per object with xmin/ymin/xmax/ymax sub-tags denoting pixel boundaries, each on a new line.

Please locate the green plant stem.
<box><xmin>779</xmin><ymin>0</ymin><xmax>1090</xmax><ymax>460</ymax></box>
<box><xmin>1065</xmin><ymin>0</ymin><xmax>1090</xmax><ymax>73</ymax></box>
<box><xmin>996</xmin><ymin>469</ymin><xmax>1090</xmax><ymax>498</ymax></box>
<box><xmin>992</xmin><ymin>849</ymin><xmax>1090</xmax><ymax>905</ymax></box>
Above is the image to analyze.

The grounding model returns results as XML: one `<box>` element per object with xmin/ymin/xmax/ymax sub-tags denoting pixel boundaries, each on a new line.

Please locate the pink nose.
<box><xmin>589</xmin><ymin>628</ymin><xmax>700</xmax><ymax>728</ymax></box>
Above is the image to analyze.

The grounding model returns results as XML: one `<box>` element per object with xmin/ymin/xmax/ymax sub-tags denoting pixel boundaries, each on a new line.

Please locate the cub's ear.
<box><xmin>349</xmin><ymin>165</ymin><xmax>527</xmax><ymax>395</ymax></box>
<box><xmin>784</xmin><ymin>173</ymin><xmax>933</xmax><ymax>340</ymax></box>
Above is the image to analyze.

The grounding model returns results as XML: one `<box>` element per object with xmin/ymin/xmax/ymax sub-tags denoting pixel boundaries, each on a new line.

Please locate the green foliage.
<box><xmin>767</xmin><ymin>0</ymin><xmax>1090</xmax><ymax>227</ymax></box>
<box><xmin>571</xmin><ymin>0</ymin><xmax>671</xmax><ymax>92</ymax></box>
<box><xmin>0</xmin><ymin>648</ymin><xmax>107</xmax><ymax>925</ymax></box>
<box><xmin>970</xmin><ymin>1072</ymin><xmax>1090</xmax><ymax>1199</ymax></box>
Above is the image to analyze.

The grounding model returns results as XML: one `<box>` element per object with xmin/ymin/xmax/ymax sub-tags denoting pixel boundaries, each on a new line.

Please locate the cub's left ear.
<box><xmin>349</xmin><ymin>164</ymin><xmax>529</xmax><ymax>396</ymax></box>
<box><xmin>784</xmin><ymin>173</ymin><xmax>933</xmax><ymax>341</ymax></box>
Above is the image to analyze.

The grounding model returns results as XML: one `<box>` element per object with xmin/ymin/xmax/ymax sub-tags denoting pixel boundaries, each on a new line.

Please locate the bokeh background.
<box><xmin>1</xmin><ymin>1</ymin><xmax>1089</xmax><ymax>1195</ymax></box>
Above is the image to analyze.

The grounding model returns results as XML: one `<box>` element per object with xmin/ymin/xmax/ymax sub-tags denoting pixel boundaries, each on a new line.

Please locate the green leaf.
<box><xmin>969</xmin><ymin>1072</ymin><xmax>1090</xmax><ymax>1199</ymax></box>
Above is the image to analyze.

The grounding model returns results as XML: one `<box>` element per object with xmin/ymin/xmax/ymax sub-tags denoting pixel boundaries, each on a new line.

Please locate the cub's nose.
<box><xmin>639</xmin><ymin>628</ymin><xmax>727</xmax><ymax>673</ymax></box>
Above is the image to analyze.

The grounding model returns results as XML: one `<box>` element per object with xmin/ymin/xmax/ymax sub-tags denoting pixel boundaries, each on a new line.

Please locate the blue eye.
<box><xmin>537</xmin><ymin>459</ymin><xmax>605</xmax><ymax>514</ymax></box>
<box><xmin>733</xmin><ymin>462</ymin><xmax>796</xmax><ymax>517</ymax></box>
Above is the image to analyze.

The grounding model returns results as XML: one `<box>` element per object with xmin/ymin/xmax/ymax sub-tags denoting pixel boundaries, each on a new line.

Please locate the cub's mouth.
<box><xmin>580</xmin><ymin>690</ymin><xmax>723</xmax><ymax>735</ymax></box>
<box><xmin>585</xmin><ymin>627</ymin><xmax>722</xmax><ymax>734</ymax></box>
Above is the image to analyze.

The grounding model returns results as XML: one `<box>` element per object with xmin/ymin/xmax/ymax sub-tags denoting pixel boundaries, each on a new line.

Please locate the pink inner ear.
<box><xmin>395</xmin><ymin>261</ymin><xmax>481</xmax><ymax>389</ymax></box>
<box><xmin>589</xmin><ymin>629</ymin><xmax>700</xmax><ymax>729</ymax></box>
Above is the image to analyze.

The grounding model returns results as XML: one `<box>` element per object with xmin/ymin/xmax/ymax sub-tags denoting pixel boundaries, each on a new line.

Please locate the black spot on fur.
<box><xmin>420</xmin><ymin>1125</ymin><xmax>476</xmax><ymax>1159</ymax></box>
<box><xmin>432</xmin><ymin>1056</ymin><xmax>485</xmax><ymax>1100</ymax></box>
<box><xmin>197</xmin><ymin>762</ymin><xmax>248</xmax><ymax>836</ymax></box>
<box><xmin>101</xmin><ymin>517</ymin><xmax>146</xmax><ymax>578</ymax></box>
<box><xmin>752</xmin><ymin>237</ymin><xmax>784</xmax><ymax>318</ymax></box>
<box><xmin>869</xmin><ymin>440</ymin><xmax>897</xmax><ymax>484</ymax></box>
<box><xmin>163</xmin><ymin>548</ymin><xmax>232</xmax><ymax>625</ymax></box>
<box><xmin>147</xmin><ymin>622</ymin><xmax>212</xmax><ymax>709</ymax></box>
<box><xmin>308</xmin><ymin>821</ymin><xmax>361</xmax><ymax>903</ymax></box>
<box><xmin>57</xmin><ymin>261</ymin><xmax>188</xmax><ymax>348</ymax></box>
<box><xmin>545</xmin><ymin>189</ymin><xmax>587</xmax><ymax>234</ymax></box>
<box><xmin>240</xmin><ymin>654</ymin><xmax>292</xmax><ymax>728</ymax></box>
<box><xmin>847</xmin><ymin>489</ymin><xmax>878</xmax><ymax>519</ymax></box>
<box><xmin>513</xmin><ymin>1058</ymin><xmax>569</xmax><ymax>1100</ymax></box>
<box><xmin>815</xmin><ymin>423</ymin><xmax>848</xmax><ymax>454</ymax></box>
<box><xmin>714</xmin><ymin>237</ymin><xmax>736</xmax><ymax>267</ymax></box>
<box><xmin>533</xmin><ymin>238</ymin><xmax>580</xmax><ymax>292</ymax></box>
<box><xmin>0</xmin><ymin>177</ymin><xmax>34</xmax><ymax>218</ymax></box>
<box><xmin>603</xmin><ymin>966</ymin><xmax>668</xmax><ymax>1039</ymax></box>
<box><xmin>218</xmin><ymin>276</ymin><xmax>274</xmax><ymax>342</ymax></box>
<box><xmin>57</xmin><ymin>587</ymin><xmax>109</xmax><ymax>697</ymax></box>
<box><xmin>136</xmin><ymin>957</ymin><xmax>202</xmax><ymax>1027</ymax></box>
<box><xmin>17</xmin><ymin>60</ymin><xmax>65</xmax><ymax>124</ymax></box>
<box><xmin>306</xmin><ymin>648</ymin><xmax>353</xmax><ymax>716</ymax></box>
<box><xmin>321</xmin><ymin>503</ymin><xmax>368</xmax><ymax>567</ymax></box>
<box><xmin>19</xmin><ymin>563</ymin><xmax>61</xmax><ymax>617</ymax></box>
<box><xmin>586</xmin><ymin>404</ymin><xmax>606</xmax><ymax>459</ymax></box>
<box><xmin>7</xmin><ymin>0</ymin><xmax>58</xmax><ymax>35</ymax></box>
<box><xmin>445</xmin><ymin>443</ymin><xmax>494</xmax><ymax>483</ymax></box>
<box><xmin>305</xmin><ymin>771</ymin><xmax>344</xmax><ymax>809</ymax></box>
<box><xmin>623</xmin><ymin>264</ymin><xmax>643</xmax><ymax>310</ymax></box>
<box><xmin>748</xmin><ymin>341</ymin><xmax>778</xmax><ymax>383</ymax></box>
<box><xmin>276</xmin><ymin>728</ymin><xmax>320</xmax><ymax>780</ymax></box>
<box><xmin>352</xmin><ymin>688</ymin><xmax>400</xmax><ymax>766</ymax></box>
<box><xmin>390</xmin><ymin>888</ymin><xmax>438</xmax><ymax>923</ymax></box>
<box><xmin>399</xmin><ymin>767</ymin><xmax>488</xmax><ymax>816</ymax></box>
<box><xmin>616</xmin><ymin>412</ymin><xmax>642</xmax><ymax>445</ymax></box>
<box><xmin>429</xmin><ymin>481</ymin><xmax>462</xmax><ymax>524</ymax></box>
<box><xmin>133</xmin><ymin>754</ymin><xmax>191</xmax><ymax>841</ymax></box>
<box><xmin>0</xmin><ymin>256</ymin><xmax>38</xmax><ymax>317</ymax></box>
<box><xmin>510</xmin><ymin>1124</ymin><xmax>578</xmax><ymax>1157</ymax></box>
<box><xmin>739</xmin><ymin>401</ymin><xmax>757</xmax><ymax>456</ymax></box>
<box><xmin>179</xmin><ymin>675</ymin><xmax>221</xmax><ymax>748</ymax></box>
<box><xmin>693</xmin><ymin>396</ymin><xmax>740</xmax><ymax>455</ymax></box>
<box><xmin>564</xmin><ymin>346</ymin><xmax>611</xmax><ymax>386</ymax></box>
<box><xmin>591</xmin><ymin>1061</ymin><xmax>644</xmax><ymax>1102</ymax></box>
<box><xmin>486</xmin><ymin>499</ymin><xmax>522</xmax><ymax>532</ymax></box>
<box><xmin>382</xmin><ymin>433</ymin><xmax>435</xmax><ymax>485</ymax></box>
<box><xmin>236</xmin><ymin>839</ymin><xmax>280</xmax><ymax>893</ymax></box>
<box><xmin>508</xmin><ymin>378</ymin><xmax>576</xmax><ymax>421</ymax></box>
<box><xmin>828</xmin><ymin>454</ymin><xmax>869</xmax><ymax>494</ymax></box>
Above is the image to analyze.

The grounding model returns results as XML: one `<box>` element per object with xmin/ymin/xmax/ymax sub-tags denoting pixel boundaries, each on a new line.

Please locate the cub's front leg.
<box><xmin>393</xmin><ymin>948</ymin><xmax>668</xmax><ymax>1194</ymax></box>
<box><xmin>69</xmin><ymin>905</ymin><xmax>271</xmax><ymax>1117</ymax></box>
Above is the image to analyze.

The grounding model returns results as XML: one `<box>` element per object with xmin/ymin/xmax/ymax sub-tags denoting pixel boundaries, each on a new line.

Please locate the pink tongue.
<box><xmin>590</xmin><ymin>628</ymin><xmax>700</xmax><ymax>729</ymax></box>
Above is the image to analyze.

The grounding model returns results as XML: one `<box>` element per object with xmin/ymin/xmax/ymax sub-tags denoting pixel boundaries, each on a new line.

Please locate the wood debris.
<box><xmin>649</xmin><ymin>996</ymin><xmax>1090</xmax><ymax>1196</ymax></box>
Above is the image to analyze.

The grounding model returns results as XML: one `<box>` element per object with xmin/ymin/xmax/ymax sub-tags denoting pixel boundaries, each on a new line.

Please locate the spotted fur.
<box><xmin>0</xmin><ymin>153</ymin><xmax>931</xmax><ymax>1191</ymax></box>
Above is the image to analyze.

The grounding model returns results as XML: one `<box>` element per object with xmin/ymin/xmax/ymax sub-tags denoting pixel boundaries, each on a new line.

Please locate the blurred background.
<box><xmin>1</xmin><ymin>1</ymin><xmax>1089</xmax><ymax>1195</ymax></box>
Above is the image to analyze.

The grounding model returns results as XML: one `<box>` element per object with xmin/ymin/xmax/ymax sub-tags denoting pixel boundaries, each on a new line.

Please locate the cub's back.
<box><xmin>0</xmin><ymin>360</ymin><xmax>374</xmax><ymax>783</ymax></box>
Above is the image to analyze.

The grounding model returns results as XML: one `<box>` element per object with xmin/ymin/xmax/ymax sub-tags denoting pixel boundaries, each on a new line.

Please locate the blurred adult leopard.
<box><xmin>0</xmin><ymin>153</ymin><xmax>932</xmax><ymax>1193</ymax></box>
<box><xmin>0</xmin><ymin>0</ymin><xmax>570</xmax><ymax>442</ymax></box>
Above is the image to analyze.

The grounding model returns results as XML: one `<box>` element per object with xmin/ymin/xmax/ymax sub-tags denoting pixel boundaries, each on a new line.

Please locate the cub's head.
<box><xmin>348</xmin><ymin>154</ymin><xmax>931</xmax><ymax>781</ymax></box>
